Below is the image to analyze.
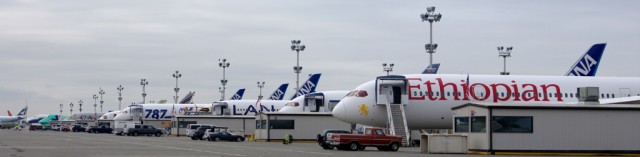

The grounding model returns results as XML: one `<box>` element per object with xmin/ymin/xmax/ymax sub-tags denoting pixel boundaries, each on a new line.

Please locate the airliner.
<box><xmin>0</xmin><ymin>107</ymin><xmax>27</xmax><ymax>123</ymax></box>
<box><xmin>26</xmin><ymin>114</ymin><xmax>49</xmax><ymax>124</ymax></box>
<box><xmin>332</xmin><ymin>74</ymin><xmax>640</xmax><ymax>129</ymax></box>
<box><xmin>113</xmin><ymin>74</ymin><xmax>317</xmax><ymax>121</ymax></box>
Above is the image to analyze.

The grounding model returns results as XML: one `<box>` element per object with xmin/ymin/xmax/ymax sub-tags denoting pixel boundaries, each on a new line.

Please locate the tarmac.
<box><xmin>0</xmin><ymin>129</ymin><xmax>555</xmax><ymax>157</ymax></box>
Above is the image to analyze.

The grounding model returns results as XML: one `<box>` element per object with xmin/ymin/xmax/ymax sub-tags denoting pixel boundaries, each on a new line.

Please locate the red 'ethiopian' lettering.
<box><xmin>406</xmin><ymin>77</ymin><xmax>562</xmax><ymax>103</ymax></box>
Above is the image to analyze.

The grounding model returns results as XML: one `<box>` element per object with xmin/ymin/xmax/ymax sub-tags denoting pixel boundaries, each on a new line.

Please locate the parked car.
<box><xmin>317</xmin><ymin>129</ymin><xmax>351</xmax><ymax>150</ymax></box>
<box><xmin>202</xmin><ymin>127</ymin><xmax>229</xmax><ymax>140</ymax></box>
<box><xmin>329</xmin><ymin>128</ymin><xmax>402</xmax><ymax>151</ymax></box>
<box><xmin>124</xmin><ymin>124</ymin><xmax>163</xmax><ymax>137</ymax></box>
<box><xmin>29</xmin><ymin>125</ymin><xmax>37</xmax><ymax>131</ymax></box>
<box><xmin>71</xmin><ymin>124</ymin><xmax>85</xmax><ymax>132</ymax></box>
<box><xmin>88</xmin><ymin>125</ymin><xmax>113</xmax><ymax>134</ymax></box>
<box><xmin>191</xmin><ymin>126</ymin><xmax>214</xmax><ymax>140</ymax></box>
<box><xmin>51</xmin><ymin>124</ymin><xmax>61</xmax><ymax>131</ymax></box>
<box><xmin>186</xmin><ymin>124</ymin><xmax>215</xmax><ymax>137</ymax></box>
<box><xmin>61</xmin><ymin>125</ymin><xmax>71</xmax><ymax>132</ymax></box>
<box><xmin>207</xmin><ymin>131</ymin><xmax>245</xmax><ymax>142</ymax></box>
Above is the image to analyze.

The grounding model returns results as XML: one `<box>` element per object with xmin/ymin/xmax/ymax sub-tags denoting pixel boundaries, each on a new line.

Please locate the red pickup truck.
<box><xmin>329</xmin><ymin>128</ymin><xmax>402</xmax><ymax>151</ymax></box>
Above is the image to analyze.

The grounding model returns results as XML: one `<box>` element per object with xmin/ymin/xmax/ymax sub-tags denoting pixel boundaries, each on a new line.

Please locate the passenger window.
<box><xmin>601</xmin><ymin>94</ymin><xmax>604</xmax><ymax>98</ymax></box>
<box><xmin>612</xmin><ymin>94</ymin><xmax>615</xmax><ymax>98</ymax></box>
<box><xmin>447</xmin><ymin>92</ymin><xmax>450</xmax><ymax>97</ymax></box>
<box><xmin>375</xmin><ymin>129</ymin><xmax>384</xmax><ymax>135</ymax></box>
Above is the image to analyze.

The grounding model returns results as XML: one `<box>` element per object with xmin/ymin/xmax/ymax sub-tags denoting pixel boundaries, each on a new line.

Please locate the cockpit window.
<box><xmin>285</xmin><ymin>102</ymin><xmax>299</xmax><ymax>107</ymax></box>
<box><xmin>347</xmin><ymin>90</ymin><xmax>368</xmax><ymax>97</ymax></box>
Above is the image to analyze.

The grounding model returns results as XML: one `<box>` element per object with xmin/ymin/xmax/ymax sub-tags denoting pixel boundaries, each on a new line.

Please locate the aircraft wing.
<box><xmin>600</xmin><ymin>96</ymin><xmax>640</xmax><ymax>104</ymax></box>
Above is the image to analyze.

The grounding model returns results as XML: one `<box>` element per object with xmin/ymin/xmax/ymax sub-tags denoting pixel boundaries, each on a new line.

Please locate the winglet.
<box><xmin>7</xmin><ymin>110</ymin><xmax>12</xmax><ymax>116</ymax></box>
<box><xmin>268</xmin><ymin>83</ymin><xmax>289</xmax><ymax>100</ymax></box>
<box><xmin>290</xmin><ymin>73</ymin><xmax>321</xmax><ymax>100</ymax></box>
<box><xmin>229</xmin><ymin>89</ymin><xmax>246</xmax><ymax>100</ymax></box>
<box><xmin>565</xmin><ymin>43</ymin><xmax>606</xmax><ymax>76</ymax></box>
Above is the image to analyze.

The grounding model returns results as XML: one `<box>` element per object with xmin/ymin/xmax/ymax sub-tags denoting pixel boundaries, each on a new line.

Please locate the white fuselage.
<box><xmin>0</xmin><ymin>116</ymin><xmax>22</xmax><ymax>123</ymax></box>
<box><xmin>99</xmin><ymin>111</ymin><xmax>121</xmax><ymax>120</ymax></box>
<box><xmin>114</xmin><ymin>104</ymin><xmax>211</xmax><ymax>121</ymax></box>
<box><xmin>332</xmin><ymin>74</ymin><xmax>640</xmax><ymax>129</ymax></box>
<box><xmin>279</xmin><ymin>91</ymin><xmax>350</xmax><ymax>113</ymax></box>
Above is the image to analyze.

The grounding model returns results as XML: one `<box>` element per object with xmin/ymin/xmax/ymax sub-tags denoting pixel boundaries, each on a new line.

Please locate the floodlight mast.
<box><xmin>420</xmin><ymin>6</ymin><xmax>442</xmax><ymax>74</ymax></box>
<box><xmin>498</xmin><ymin>46</ymin><xmax>513</xmax><ymax>75</ymax></box>
<box><xmin>290</xmin><ymin>40</ymin><xmax>306</xmax><ymax>91</ymax></box>
<box><xmin>382</xmin><ymin>63</ymin><xmax>394</xmax><ymax>76</ymax></box>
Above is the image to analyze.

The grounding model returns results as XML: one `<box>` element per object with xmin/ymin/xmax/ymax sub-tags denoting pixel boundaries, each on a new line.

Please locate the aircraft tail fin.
<box><xmin>565</xmin><ymin>43</ymin><xmax>606</xmax><ymax>76</ymax></box>
<box><xmin>179</xmin><ymin>91</ymin><xmax>195</xmax><ymax>104</ymax></box>
<box><xmin>422</xmin><ymin>63</ymin><xmax>441</xmax><ymax>74</ymax></box>
<box><xmin>229</xmin><ymin>89</ymin><xmax>246</xmax><ymax>100</ymax></box>
<box><xmin>290</xmin><ymin>73</ymin><xmax>321</xmax><ymax>100</ymax></box>
<box><xmin>17</xmin><ymin>107</ymin><xmax>27</xmax><ymax>117</ymax></box>
<box><xmin>268</xmin><ymin>83</ymin><xmax>289</xmax><ymax>100</ymax></box>
<box><xmin>7</xmin><ymin>110</ymin><xmax>12</xmax><ymax>116</ymax></box>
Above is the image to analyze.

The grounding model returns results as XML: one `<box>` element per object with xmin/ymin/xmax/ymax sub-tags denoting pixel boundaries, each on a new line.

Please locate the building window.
<box><xmin>256</xmin><ymin>120</ymin><xmax>267</xmax><ymax>129</ymax></box>
<box><xmin>492</xmin><ymin>116</ymin><xmax>533</xmax><ymax>133</ymax></box>
<box><xmin>471</xmin><ymin>116</ymin><xmax>486</xmax><ymax>132</ymax></box>
<box><xmin>454</xmin><ymin>117</ymin><xmax>469</xmax><ymax>133</ymax></box>
<box><xmin>269</xmin><ymin>120</ymin><xmax>294</xmax><ymax>129</ymax></box>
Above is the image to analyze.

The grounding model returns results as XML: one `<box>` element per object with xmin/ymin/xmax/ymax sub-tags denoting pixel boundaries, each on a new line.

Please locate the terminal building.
<box><xmin>450</xmin><ymin>102</ymin><xmax>640</xmax><ymax>155</ymax></box>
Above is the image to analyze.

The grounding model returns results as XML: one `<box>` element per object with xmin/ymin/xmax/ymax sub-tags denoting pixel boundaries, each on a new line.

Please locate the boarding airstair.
<box><xmin>386</xmin><ymin>102</ymin><xmax>410</xmax><ymax>146</ymax></box>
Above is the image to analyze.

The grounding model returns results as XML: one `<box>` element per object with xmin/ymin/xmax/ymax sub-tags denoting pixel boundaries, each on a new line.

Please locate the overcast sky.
<box><xmin>1</xmin><ymin>0</ymin><xmax>639</xmax><ymax>116</ymax></box>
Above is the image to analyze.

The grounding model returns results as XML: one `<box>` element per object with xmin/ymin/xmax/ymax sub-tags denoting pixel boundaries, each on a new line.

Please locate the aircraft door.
<box><xmin>305</xmin><ymin>95</ymin><xmax>324</xmax><ymax>112</ymax></box>
<box><xmin>130</xmin><ymin>105</ymin><xmax>144</xmax><ymax>120</ymax></box>
<box><xmin>212</xmin><ymin>102</ymin><xmax>229</xmax><ymax>116</ymax></box>
<box><xmin>376</xmin><ymin>77</ymin><xmax>408</xmax><ymax>105</ymax></box>
<box><xmin>304</xmin><ymin>93</ymin><xmax>325</xmax><ymax>112</ymax></box>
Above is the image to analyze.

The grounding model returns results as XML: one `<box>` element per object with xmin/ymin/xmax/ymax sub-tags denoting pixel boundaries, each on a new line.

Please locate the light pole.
<box><xmin>290</xmin><ymin>40</ymin><xmax>306</xmax><ymax>90</ymax></box>
<box><xmin>69</xmin><ymin>102</ymin><xmax>74</xmax><ymax>115</ymax></box>
<box><xmin>218</xmin><ymin>87</ymin><xmax>224</xmax><ymax>101</ymax></box>
<box><xmin>420</xmin><ymin>6</ymin><xmax>442</xmax><ymax>74</ymax></box>
<box><xmin>140</xmin><ymin>79</ymin><xmax>149</xmax><ymax>103</ymax></box>
<box><xmin>173</xmin><ymin>71</ymin><xmax>182</xmax><ymax>104</ymax></box>
<box><xmin>59</xmin><ymin>103</ymin><xmax>63</xmax><ymax>117</ymax></box>
<box><xmin>218</xmin><ymin>59</ymin><xmax>230</xmax><ymax>101</ymax></box>
<box><xmin>99</xmin><ymin>88</ymin><xmax>105</xmax><ymax>112</ymax></box>
<box><xmin>382</xmin><ymin>63</ymin><xmax>394</xmax><ymax>76</ymax></box>
<box><xmin>78</xmin><ymin>100</ymin><xmax>83</xmax><ymax>113</ymax></box>
<box><xmin>257</xmin><ymin>81</ymin><xmax>265</xmax><ymax>99</ymax></box>
<box><xmin>117</xmin><ymin>85</ymin><xmax>123</xmax><ymax>110</ymax></box>
<box><xmin>498</xmin><ymin>46</ymin><xmax>513</xmax><ymax>75</ymax></box>
<box><xmin>93</xmin><ymin>94</ymin><xmax>98</xmax><ymax>114</ymax></box>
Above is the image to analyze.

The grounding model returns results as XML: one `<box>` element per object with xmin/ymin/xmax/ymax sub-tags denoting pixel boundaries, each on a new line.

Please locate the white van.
<box><xmin>186</xmin><ymin>124</ymin><xmax>215</xmax><ymax>137</ymax></box>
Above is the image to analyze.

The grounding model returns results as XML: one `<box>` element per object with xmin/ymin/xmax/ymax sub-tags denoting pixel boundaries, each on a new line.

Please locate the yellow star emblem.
<box><xmin>358</xmin><ymin>104</ymin><xmax>368</xmax><ymax>116</ymax></box>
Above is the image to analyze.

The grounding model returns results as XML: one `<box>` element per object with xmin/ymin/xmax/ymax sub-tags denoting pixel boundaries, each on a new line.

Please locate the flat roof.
<box><xmin>174</xmin><ymin>115</ymin><xmax>255</xmax><ymax>118</ymax></box>
<box><xmin>259</xmin><ymin>112</ymin><xmax>333</xmax><ymax>116</ymax></box>
<box><xmin>452</xmin><ymin>102</ymin><xmax>640</xmax><ymax>110</ymax></box>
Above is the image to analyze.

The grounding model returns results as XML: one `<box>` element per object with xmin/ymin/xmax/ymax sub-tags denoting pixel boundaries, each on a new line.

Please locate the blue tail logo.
<box><xmin>290</xmin><ymin>73</ymin><xmax>321</xmax><ymax>100</ymax></box>
<box><xmin>230</xmin><ymin>89</ymin><xmax>246</xmax><ymax>100</ymax></box>
<box><xmin>268</xmin><ymin>83</ymin><xmax>289</xmax><ymax>100</ymax></box>
<box><xmin>421</xmin><ymin>63</ymin><xmax>441</xmax><ymax>74</ymax></box>
<box><xmin>565</xmin><ymin>43</ymin><xmax>606</xmax><ymax>76</ymax></box>
<box><xmin>17</xmin><ymin>107</ymin><xmax>27</xmax><ymax>116</ymax></box>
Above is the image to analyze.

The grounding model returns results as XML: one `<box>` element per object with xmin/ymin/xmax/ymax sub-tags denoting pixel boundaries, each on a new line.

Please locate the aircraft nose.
<box><xmin>332</xmin><ymin>101</ymin><xmax>348</xmax><ymax>122</ymax></box>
